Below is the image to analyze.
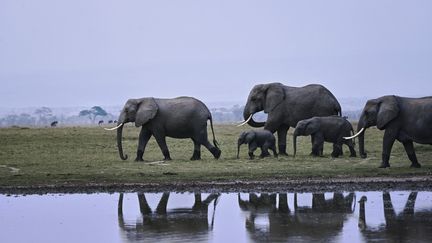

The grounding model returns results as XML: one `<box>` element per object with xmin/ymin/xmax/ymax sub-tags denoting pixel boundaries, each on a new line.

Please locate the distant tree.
<box><xmin>34</xmin><ymin>107</ymin><xmax>54</xmax><ymax>125</ymax></box>
<box><xmin>79</xmin><ymin>106</ymin><xmax>108</xmax><ymax>123</ymax></box>
<box><xmin>1</xmin><ymin>113</ymin><xmax>36</xmax><ymax>127</ymax></box>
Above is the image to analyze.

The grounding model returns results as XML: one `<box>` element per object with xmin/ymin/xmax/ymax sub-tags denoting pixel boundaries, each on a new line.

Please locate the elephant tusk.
<box><xmin>237</xmin><ymin>114</ymin><xmax>253</xmax><ymax>127</ymax></box>
<box><xmin>343</xmin><ymin>127</ymin><xmax>365</xmax><ymax>140</ymax></box>
<box><xmin>104</xmin><ymin>123</ymin><xmax>123</xmax><ymax>131</ymax></box>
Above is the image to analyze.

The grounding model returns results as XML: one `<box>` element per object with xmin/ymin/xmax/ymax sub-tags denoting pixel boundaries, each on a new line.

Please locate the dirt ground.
<box><xmin>1</xmin><ymin>176</ymin><xmax>431</xmax><ymax>195</ymax></box>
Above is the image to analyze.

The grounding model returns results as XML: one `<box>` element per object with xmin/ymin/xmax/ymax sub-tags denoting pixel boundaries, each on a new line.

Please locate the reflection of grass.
<box><xmin>0</xmin><ymin>125</ymin><xmax>431</xmax><ymax>187</ymax></box>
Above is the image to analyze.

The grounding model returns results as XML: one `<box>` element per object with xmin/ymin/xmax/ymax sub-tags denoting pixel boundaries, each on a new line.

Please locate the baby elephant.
<box><xmin>293</xmin><ymin>116</ymin><xmax>356</xmax><ymax>158</ymax></box>
<box><xmin>237</xmin><ymin>130</ymin><xmax>277</xmax><ymax>159</ymax></box>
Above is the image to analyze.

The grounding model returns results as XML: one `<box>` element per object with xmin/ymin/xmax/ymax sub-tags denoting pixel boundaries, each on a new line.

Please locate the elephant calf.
<box><xmin>237</xmin><ymin>130</ymin><xmax>277</xmax><ymax>159</ymax></box>
<box><xmin>293</xmin><ymin>116</ymin><xmax>356</xmax><ymax>158</ymax></box>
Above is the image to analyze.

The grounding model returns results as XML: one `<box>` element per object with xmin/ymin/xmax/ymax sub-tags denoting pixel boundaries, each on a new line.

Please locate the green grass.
<box><xmin>0</xmin><ymin>124</ymin><xmax>431</xmax><ymax>187</ymax></box>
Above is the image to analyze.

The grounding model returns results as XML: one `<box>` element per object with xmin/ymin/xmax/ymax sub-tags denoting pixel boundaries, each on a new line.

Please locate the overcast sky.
<box><xmin>0</xmin><ymin>0</ymin><xmax>431</xmax><ymax>108</ymax></box>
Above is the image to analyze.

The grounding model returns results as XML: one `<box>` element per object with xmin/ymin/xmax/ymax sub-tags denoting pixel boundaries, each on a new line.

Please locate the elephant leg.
<box><xmin>380</xmin><ymin>129</ymin><xmax>397</xmax><ymax>168</ymax></box>
<box><xmin>260</xmin><ymin>143</ymin><xmax>271</xmax><ymax>158</ymax></box>
<box><xmin>310</xmin><ymin>135</ymin><xmax>324</xmax><ymax>156</ymax></box>
<box><xmin>200</xmin><ymin>140</ymin><xmax>221</xmax><ymax>159</ymax></box>
<box><xmin>331</xmin><ymin>143</ymin><xmax>338</xmax><ymax>158</ymax></box>
<box><xmin>155</xmin><ymin>192</ymin><xmax>170</xmax><ymax>215</ymax></box>
<box><xmin>277</xmin><ymin>126</ymin><xmax>289</xmax><ymax>156</ymax></box>
<box><xmin>136</xmin><ymin>128</ymin><xmax>152</xmax><ymax>162</ymax></box>
<box><xmin>154</xmin><ymin>134</ymin><xmax>172</xmax><ymax>160</ymax></box>
<box><xmin>278</xmin><ymin>193</ymin><xmax>289</xmax><ymax>213</ymax></box>
<box><xmin>346</xmin><ymin>140</ymin><xmax>357</xmax><ymax>157</ymax></box>
<box><xmin>137</xmin><ymin>193</ymin><xmax>152</xmax><ymax>215</ymax></box>
<box><xmin>270</xmin><ymin>143</ymin><xmax>278</xmax><ymax>158</ymax></box>
<box><xmin>311</xmin><ymin>134</ymin><xmax>323</xmax><ymax>156</ymax></box>
<box><xmin>190</xmin><ymin>139</ymin><xmax>201</xmax><ymax>160</ymax></box>
<box><xmin>248</xmin><ymin>142</ymin><xmax>258</xmax><ymax>159</ymax></box>
<box><xmin>196</xmin><ymin>130</ymin><xmax>221</xmax><ymax>159</ymax></box>
<box><xmin>402</xmin><ymin>140</ymin><xmax>421</xmax><ymax>168</ymax></box>
<box><xmin>331</xmin><ymin>143</ymin><xmax>342</xmax><ymax>158</ymax></box>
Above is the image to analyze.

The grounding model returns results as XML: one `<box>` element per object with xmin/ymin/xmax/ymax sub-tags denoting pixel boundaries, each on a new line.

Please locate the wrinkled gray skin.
<box><xmin>237</xmin><ymin>130</ymin><xmax>277</xmax><ymax>159</ymax></box>
<box><xmin>293</xmin><ymin>116</ymin><xmax>356</xmax><ymax>158</ymax></box>
<box><xmin>116</xmin><ymin>97</ymin><xmax>221</xmax><ymax>161</ymax></box>
<box><xmin>356</xmin><ymin>95</ymin><xmax>432</xmax><ymax>168</ymax></box>
<box><xmin>243</xmin><ymin>82</ymin><xmax>341</xmax><ymax>155</ymax></box>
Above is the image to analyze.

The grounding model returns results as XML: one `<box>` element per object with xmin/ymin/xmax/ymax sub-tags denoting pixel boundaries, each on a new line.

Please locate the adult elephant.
<box><xmin>118</xmin><ymin>193</ymin><xmax>220</xmax><ymax>242</ymax></box>
<box><xmin>346</xmin><ymin>95</ymin><xmax>432</xmax><ymax>168</ymax></box>
<box><xmin>240</xmin><ymin>82</ymin><xmax>341</xmax><ymax>155</ymax></box>
<box><xmin>106</xmin><ymin>96</ymin><xmax>221</xmax><ymax>161</ymax></box>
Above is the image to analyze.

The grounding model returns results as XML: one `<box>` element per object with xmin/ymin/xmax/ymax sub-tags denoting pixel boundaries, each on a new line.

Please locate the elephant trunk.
<box><xmin>243</xmin><ymin>110</ymin><xmax>265</xmax><ymax>127</ymax></box>
<box><xmin>237</xmin><ymin>141</ymin><xmax>241</xmax><ymax>159</ymax></box>
<box><xmin>293</xmin><ymin>133</ymin><xmax>298</xmax><ymax>157</ymax></box>
<box><xmin>116</xmin><ymin>123</ymin><xmax>128</xmax><ymax>160</ymax></box>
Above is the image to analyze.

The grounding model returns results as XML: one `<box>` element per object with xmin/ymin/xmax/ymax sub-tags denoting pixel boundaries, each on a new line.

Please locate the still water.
<box><xmin>1</xmin><ymin>191</ymin><xmax>431</xmax><ymax>243</ymax></box>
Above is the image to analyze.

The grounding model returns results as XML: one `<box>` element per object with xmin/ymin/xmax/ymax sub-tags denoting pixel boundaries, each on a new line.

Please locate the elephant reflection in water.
<box><xmin>118</xmin><ymin>193</ymin><xmax>220</xmax><ymax>242</ymax></box>
<box><xmin>238</xmin><ymin>192</ymin><xmax>355</xmax><ymax>242</ymax></box>
<box><xmin>358</xmin><ymin>192</ymin><xmax>432</xmax><ymax>242</ymax></box>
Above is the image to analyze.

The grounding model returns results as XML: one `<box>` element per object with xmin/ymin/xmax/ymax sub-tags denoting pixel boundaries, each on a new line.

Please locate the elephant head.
<box><xmin>293</xmin><ymin>118</ymin><xmax>320</xmax><ymax>157</ymax></box>
<box><xmin>241</xmin><ymin>83</ymin><xmax>285</xmax><ymax>127</ymax></box>
<box><xmin>237</xmin><ymin>131</ymin><xmax>256</xmax><ymax>158</ymax></box>
<box><xmin>109</xmin><ymin>98</ymin><xmax>158</xmax><ymax>160</ymax></box>
<box><xmin>347</xmin><ymin>96</ymin><xmax>399</xmax><ymax>158</ymax></box>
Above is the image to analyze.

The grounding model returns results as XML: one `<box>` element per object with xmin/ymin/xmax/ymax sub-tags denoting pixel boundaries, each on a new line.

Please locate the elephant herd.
<box><xmin>105</xmin><ymin>82</ymin><xmax>432</xmax><ymax>168</ymax></box>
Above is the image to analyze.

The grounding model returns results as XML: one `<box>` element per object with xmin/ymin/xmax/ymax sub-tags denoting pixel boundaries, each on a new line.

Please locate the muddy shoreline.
<box><xmin>1</xmin><ymin>176</ymin><xmax>431</xmax><ymax>195</ymax></box>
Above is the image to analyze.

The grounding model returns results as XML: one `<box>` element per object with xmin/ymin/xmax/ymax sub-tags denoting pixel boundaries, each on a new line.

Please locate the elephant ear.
<box><xmin>135</xmin><ymin>98</ymin><xmax>158</xmax><ymax>127</ymax></box>
<box><xmin>305</xmin><ymin>119</ymin><xmax>320</xmax><ymax>135</ymax></box>
<box><xmin>377</xmin><ymin>96</ymin><xmax>399</xmax><ymax>130</ymax></box>
<box><xmin>245</xmin><ymin>132</ymin><xmax>256</xmax><ymax>143</ymax></box>
<box><xmin>264</xmin><ymin>83</ymin><xmax>285</xmax><ymax>113</ymax></box>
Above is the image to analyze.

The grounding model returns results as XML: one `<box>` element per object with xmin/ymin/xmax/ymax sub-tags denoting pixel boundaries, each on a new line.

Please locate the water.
<box><xmin>1</xmin><ymin>191</ymin><xmax>431</xmax><ymax>243</ymax></box>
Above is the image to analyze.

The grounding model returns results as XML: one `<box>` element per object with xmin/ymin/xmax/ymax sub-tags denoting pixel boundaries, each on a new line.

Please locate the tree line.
<box><xmin>0</xmin><ymin>105</ymin><xmax>362</xmax><ymax>127</ymax></box>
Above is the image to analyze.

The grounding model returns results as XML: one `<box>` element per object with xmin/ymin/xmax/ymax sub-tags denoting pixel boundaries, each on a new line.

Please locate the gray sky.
<box><xmin>1</xmin><ymin>0</ymin><xmax>431</xmax><ymax>108</ymax></box>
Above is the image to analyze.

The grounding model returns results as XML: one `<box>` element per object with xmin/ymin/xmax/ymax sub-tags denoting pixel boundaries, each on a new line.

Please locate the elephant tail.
<box><xmin>209</xmin><ymin>115</ymin><xmax>219</xmax><ymax>148</ymax></box>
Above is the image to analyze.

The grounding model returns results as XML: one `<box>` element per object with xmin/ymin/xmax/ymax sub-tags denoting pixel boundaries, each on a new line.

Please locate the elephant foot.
<box><xmin>211</xmin><ymin>147</ymin><xmax>221</xmax><ymax>159</ymax></box>
<box><xmin>190</xmin><ymin>151</ymin><xmax>201</xmax><ymax>160</ymax></box>
<box><xmin>248</xmin><ymin>152</ymin><xmax>255</xmax><ymax>160</ymax></box>
<box><xmin>278</xmin><ymin>152</ymin><xmax>289</xmax><ymax>156</ymax></box>
<box><xmin>350</xmin><ymin>153</ymin><xmax>357</xmax><ymax>158</ymax></box>
<box><xmin>259</xmin><ymin>152</ymin><xmax>270</xmax><ymax>158</ymax></box>
<box><xmin>360</xmin><ymin>153</ymin><xmax>367</xmax><ymax>159</ymax></box>
<box><xmin>164</xmin><ymin>156</ymin><xmax>172</xmax><ymax>161</ymax></box>
<box><xmin>378</xmin><ymin>162</ymin><xmax>390</xmax><ymax>168</ymax></box>
<box><xmin>135</xmin><ymin>150</ymin><xmax>144</xmax><ymax>162</ymax></box>
<box><xmin>410</xmin><ymin>162</ymin><xmax>421</xmax><ymax>168</ymax></box>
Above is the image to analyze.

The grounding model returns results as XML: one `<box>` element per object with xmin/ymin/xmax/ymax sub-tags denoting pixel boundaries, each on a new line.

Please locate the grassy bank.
<box><xmin>0</xmin><ymin>124</ymin><xmax>431</xmax><ymax>187</ymax></box>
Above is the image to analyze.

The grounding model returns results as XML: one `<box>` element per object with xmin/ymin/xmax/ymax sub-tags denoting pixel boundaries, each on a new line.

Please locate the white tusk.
<box><xmin>343</xmin><ymin>127</ymin><xmax>365</xmax><ymax>140</ymax></box>
<box><xmin>104</xmin><ymin>123</ymin><xmax>123</xmax><ymax>131</ymax></box>
<box><xmin>237</xmin><ymin>114</ymin><xmax>253</xmax><ymax>127</ymax></box>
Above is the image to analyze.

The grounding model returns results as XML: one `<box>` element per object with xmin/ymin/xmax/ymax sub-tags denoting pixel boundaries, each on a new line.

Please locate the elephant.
<box><xmin>293</xmin><ymin>116</ymin><xmax>356</xmax><ymax>158</ymax></box>
<box><xmin>358</xmin><ymin>192</ymin><xmax>432</xmax><ymax>242</ymax></box>
<box><xmin>238</xmin><ymin>192</ymin><xmax>355</xmax><ymax>242</ymax></box>
<box><xmin>106</xmin><ymin>97</ymin><xmax>221</xmax><ymax>161</ymax></box>
<box><xmin>240</xmin><ymin>82</ymin><xmax>341</xmax><ymax>155</ymax></box>
<box><xmin>118</xmin><ymin>192</ymin><xmax>220</xmax><ymax>242</ymax></box>
<box><xmin>347</xmin><ymin>95</ymin><xmax>432</xmax><ymax>168</ymax></box>
<box><xmin>237</xmin><ymin>129</ymin><xmax>277</xmax><ymax>159</ymax></box>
